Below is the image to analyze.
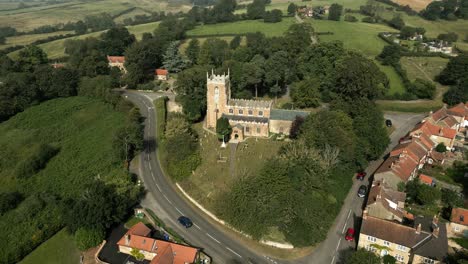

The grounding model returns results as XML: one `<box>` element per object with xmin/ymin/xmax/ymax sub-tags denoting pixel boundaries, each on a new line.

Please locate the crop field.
<box><xmin>9</xmin><ymin>21</ymin><xmax>161</xmax><ymax>59</ymax></box>
<box><xmin>187</xmin><ymin>17</ymin><xmax>296</xmax><ymax>37</ymax></box>
<box><xmin>0</xmin><ymin>0</ymin><xmax>190</xmax><ymax>31</ymax></box>
<box><xmin>391</xmin><ymin>0</ymin><xmax>431</xmax><ymax>10</ymax></box>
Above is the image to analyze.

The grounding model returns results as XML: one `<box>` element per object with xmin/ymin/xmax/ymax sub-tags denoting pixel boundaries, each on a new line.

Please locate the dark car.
<box><xmin>345</xmin><ymin>228</ymin><xmax>355</xmax><ymax>241</ymax></box>
<box><xmin>356</xmin><ymin>171</ymin><xmax>367</xmax><ymax>181</ymax></box>
<box><xmin>358</xmin><ymin>185</ymin><xmax>367</xmax><ymax>198</ymax></box>
<box><xmin>178</xmin><ymin>216</ymin><xmax>193</xmax><ymax>228</ymax></box>
<box><xmin>385</xmin><ymin>119</ymin><xmax>393</xmax><ymax>127</ymax></box>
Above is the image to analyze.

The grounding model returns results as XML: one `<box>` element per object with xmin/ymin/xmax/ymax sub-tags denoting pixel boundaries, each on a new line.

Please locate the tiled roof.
<box><xmin>361</xmin><ymin>215</ymin><xmax>431</xmax><ymax>248</ymax></box>
<box><xmin>448</xmin><ymin>102</ymin><xmax>468</xmax><ymax>118</ymax></box>
<box><xmin>412</xmin><ymin>122</ymin><xmax>457</xmax><ymax>140</ymax></box>
<box><xmin>439</xmin><ymin>115</ymin><xmax>459</xmax><ymax>128</ymax></box>
<box><xmin>390</xmin><ymin>139</ymin><xmax>429</xmax><ymax>163</ymax></box>
<box><xmin>270</xmin><ymin>109</ymin><xmax>309</xmax><ymax>121</ymax></box>
<box><xmin>367</xmin><ymin>181</ymin><xmax>408</xmax><ymax>219</ymax></box>
<box><xmin>227</xmin><ymin>99</ymin><xmax>272</xmax><ymax>109</ymax></box>
<box><xmin>451</xmin><ymin>208</ymin><xmax>468</xmax><ymax>226</ymax></box>
<box><xmin>375</xmin><ymin>155</ymin><xmax>418</xmax><ymax>182</ymax></box>
<box><xmin>413</xmin><ymin>216</ymin><xmax>448</xmax><ymax>261</ymax></box>
<box><xmin>419</xmin><ymin>174</ymin><xmax>434</xmax><ymax>185</ymax></box>
<box><xmin>117</xmin><ymin>222</ymin><xmax>198</xmax><ymax>264</ymax></box>
<box><xmin>222</xmin><ymin>114</ymin><xmax>269</xmax><ymax>124</ymax></box>
<box><xmin>429</xmin><ymin>107</ymin><xmax>448</xmax><ymax>123</ymax></box>
<box><xmin>156</xmin><ymin>69</ymin><xmax>168</xmax><ymax>76</ymax></box>
<box><xmin>107</xmin><ymin>56</ymin><xmax>125</xmax><ymax>63</ymax></box>
<box><xmin>429</xmin><ymin>149</ymin><xmax>445</xmax><ymax>162</ymax></box>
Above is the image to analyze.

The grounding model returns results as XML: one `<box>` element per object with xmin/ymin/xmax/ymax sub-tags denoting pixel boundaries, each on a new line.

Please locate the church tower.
<box><xmin>206</xmin><ymin>70</ymin><xmax>230</xmax><ymax>129</ymax></box>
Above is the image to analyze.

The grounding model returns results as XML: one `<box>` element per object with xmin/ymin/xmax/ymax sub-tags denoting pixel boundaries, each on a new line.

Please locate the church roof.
<box><xmin>228</xmin><ymin>99</ymin><xmax>272</xmax><ymax>109</ymax></box>
<box><xmin>222</xmin><ymin>114</ymin><xmax>269</xmax><ymax>124</ymax></box>
<box><xmin>270</xmin><ymin>109</ymin><xmax>309</xmax><ymax>121</ymax></box>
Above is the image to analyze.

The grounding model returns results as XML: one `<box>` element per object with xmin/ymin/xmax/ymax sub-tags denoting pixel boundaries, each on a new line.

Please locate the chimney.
<box><xmin>376</xmin><ymin>194</ymin><xmax>382</xmax><ymax>201</ymax></box>
<box><xmin>433</xmin><ymin>227</ymin><xmax>440</xmax><ymax>238</ymax></box>
<box><xmin>363</xmin><ymin>210</ymin><xmax>368</xmax><ymax>220</ymax></box>
<box><xmin>125</xmin><ymin>234</ymin><xmax>130</xmax><ymax>246</ymax></box>
<box><xmin>416</xmin><ymin>224</ymin><xmax>421</xmax><ymax>234</ymax></box>
<box><xmin>432</xmin><ymin>215</ymin><xmax>439</xmax><ymax>225</ymax></box>
<box><xmin>151</xmin><ymin>240</ymin><xmax>157</xmax><ymax>252</ymax></box>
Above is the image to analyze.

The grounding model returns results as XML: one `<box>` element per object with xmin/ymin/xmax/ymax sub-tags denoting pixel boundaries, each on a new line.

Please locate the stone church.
<box><xmin>206</xmin><ymin>71</ymin><xmax>309</xmax><ymax>141</ymax></box>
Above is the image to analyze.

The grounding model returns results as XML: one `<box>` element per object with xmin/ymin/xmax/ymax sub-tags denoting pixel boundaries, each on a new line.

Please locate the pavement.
<box><xmin>123</xmin><ymin>90</ymin><xmax>426</xmax><ymax>264</ymax></box>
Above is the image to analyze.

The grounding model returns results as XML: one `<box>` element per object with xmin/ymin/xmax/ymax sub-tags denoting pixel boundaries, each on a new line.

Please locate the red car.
<box><xmin>356</xmin><ymin>172</ymin><xmax>367</xmax><ymax>181</ymax></box>
<box><xmin>345</xmin><ymin>228</ymin><xmax>355</xmax><ymax>241</ymax></box>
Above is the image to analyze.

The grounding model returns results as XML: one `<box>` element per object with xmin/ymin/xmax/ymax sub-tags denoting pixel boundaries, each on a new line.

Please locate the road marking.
<box><xmin>346</xmin><ymin>209</ymin><xmax>352</xmax><ymax>221</ymax></box>
<box><xmin>163</xmin><ymin>195</ymin><xmax>172</xmax><ymax>204</ymax></box>
<box><xmin>342</xmin><ymin>209</ymin><xmax>352</xmax><ymax>233</ymax></box>
<box><xmin>175</xmin><ymin>207</ymin><xmax>183</xmax><ymax>215</ymax></box>
<box><xmin>155</xmin><ymin>183</ymin><xmax>162</xmax><ymax>192</ymax></box>
<box><xmin>206</xmin><ymin>233</ymin><xmax>221</xmax><ymax>244</ymax></box>
<box><xmin>226</xmin><ymin>247</ymin><xmax>242</xmax><ymax>258</ymax></box>
<box><xmin>194</xmin><ymin>224</ymin><xmax>201</xmax><ymax>230</ymax></box>
<box><xmin>336</xmin><ymin>238</ymin><xmax>342</xmax><ymax>251</ymax></box>
<box><xmin>149</xmin><ymin>163</ymin><xmax>153</xmax><ymax>171</ymax></box>
<box><xmin>331</xmin><ymin>255</ymin><xmax>336</xmax><ymax>264</ymax></box>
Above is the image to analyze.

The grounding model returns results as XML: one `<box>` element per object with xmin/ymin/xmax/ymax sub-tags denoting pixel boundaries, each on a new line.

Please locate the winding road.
<box><xmin>123</xmin><ymin>90</ymin><xmax>425</xmax><ymax>264</ymax></box>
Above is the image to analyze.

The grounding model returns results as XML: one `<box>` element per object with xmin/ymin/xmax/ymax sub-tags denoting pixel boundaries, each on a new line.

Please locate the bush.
<box><xmin>137</xmin><ymin>82</ymin><xmax>155</xmax><ymax>91</ymax></box>
<box><xmin>435</xmin><ymin>142</ymin><xmax>447</xmax><ymax>152</ymax></box>
<box><xmin>344</xmin><ymin>15</ymin><xmax>358</xmax><ymax>22</ymax></box>
<box><xmin>74</xmin><ymin>227</ymin><xmax>105</xmax><ymax>250</ymax></box>
<box><xmin>408</xmin><ymin>78</ymin><xmax>436</xmax><ymax>99</ymax></box>
<box><xmin>15</xmin><ymin>144</ymin><xmax>60</xmax><ymax>179</ymax></box>
<box><xmin>0</xmin><ymin>192</ymin><xmax>23</xmax><ymax>215</ymax></box>
<box><xmin>362</xmin><ymin>16</ymin><xmax>377</xmax><ymax>23</ymax></box>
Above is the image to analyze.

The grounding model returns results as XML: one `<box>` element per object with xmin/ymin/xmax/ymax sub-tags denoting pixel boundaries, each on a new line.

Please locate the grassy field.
<box><xmin>19</xmin><ymin>229</ymin><xmax>80</xmax><ymax>264</ymax></box>
<box><xmin>187</xmin><ymin>17</ymin><xmax>296</xmax><ymax>37</ymax></box>
<box><xmin>179</xmin><ymin>123</ymin><xmax>285</xmax><ymax>213</ymax></box>
<box><xmin>9</xmin><ymin>21</ymin><xmax>161</xmax><ymax>59</ymax></box>
<box><xmin>0</xmin><ymin>31</ymin><xmax>74</xmax><ymax>50</ymax></box>
<box><xmin>0</xmin><ymin>0</ymin><xmax>190</xmax><ymax>31</ymax></box>
<box><xmin>400</xmin><ymin>56</ymin><xmax>449</xmax><ymax>81</ymax></box>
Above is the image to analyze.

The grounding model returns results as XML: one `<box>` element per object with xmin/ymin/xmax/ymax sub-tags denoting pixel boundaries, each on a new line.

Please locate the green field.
<box><xmin>400</xmin><ymin>56</ymin><xmax>449</xmax><ymax>81</ymax></box>
<box><xmin>19</xmin><ymin>229</ymin><xmax>80</xmax><ymax>264</ymax></box>
<box><xmin>0</xmin><ymin>31</ymin><xmax>74</xmax><ymax>50</ymax></box>
<box><xmin>9</xmin><ymin>21</ymin><xmax>161</xmax><ymax>59</ymax></box>
<box><xmin>0</xmin><ymin>0</ymin><xmax>189</xmax><ymax>31</ymax></box>
<box><xmin>187</xmin><ymin>17</ymin><xmax>296</xmax><ymax>37</ymax></box>
<box><xmin>0</xmin><ymin>97</ymin><xmax>133</xmax><ymax>262</ymax></box>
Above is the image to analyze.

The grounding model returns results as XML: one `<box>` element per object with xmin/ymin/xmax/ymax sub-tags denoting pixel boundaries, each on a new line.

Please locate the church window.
<box><xmin>248</xmin><ymin>110</ymin><xmax>253</xmax><ymax>115</ymax></box>
<box><xmin>256</xmin><ymin>127</ymin><xmax>260</xmax><ymax>133</ymax></box>
<box><xmin>239</xmin><ymin>109</ymin><xmax>243</xmax><ymax>115</ymax></box>
<box><xmin>246</xmin><ymin>127</ymin><xmax>250</xmax><ymax>133</ymax></box>
<box><xmin>229</xmin><ymin>109</ymin><xmax>233</xmax><ymax>114</ymax></box>
<box><xmin>258</xmin><ymin>111</ymin><xmax>263</xmax><ymax>116</ymax></box>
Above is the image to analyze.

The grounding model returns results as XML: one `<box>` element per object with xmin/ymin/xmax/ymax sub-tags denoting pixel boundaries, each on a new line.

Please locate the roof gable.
<box><xmin>451</xmin><ymin>208</ymin><xmax>468</xmax><ymax>226</ymax></box>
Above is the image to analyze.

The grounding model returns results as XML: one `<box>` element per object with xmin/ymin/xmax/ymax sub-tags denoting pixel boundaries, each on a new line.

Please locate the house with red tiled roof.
<box><xmin>410</xmin><ymin>121</ymin><xmax>457</xmax><ymax>150</ymax></box>
<box><xmin>374</xmin><ymin>154</ymin><xmax>419</xmax><ymax>190</ymax></box>
<box><xmin>390</xmin><ymin>136</ymin><xmax>433</xmax><ymax>169</ymax></box>
<box><xmin>107</xmin><ymin>56</ymin><xmax>127</xmax><ymax>73</ymax></box>
<box><xmin>155</xmin><ymin>69</ymin><xmax>169</xmax><ymax>81</ymax></box>
<box><xmin>426</xmin><ymin>106</ymin><xmax>460</xmax><ymax>130</ymax></box>
<box><xmin>448</xmin><ymin>102</ymin><xmax>468</xmax><ymax>129</ymax></box>
<box><xmin>449</xmin><ymin>208</ymin><xmax>468</xmax><ymax>236</ymax></box>
<box><xmin>366</xmin><ymin>181</ymin><xmax>413</xmax><ymax>223</ymax></box>
<box><xmin>419</xmin><ymin>174</ymin><xmax>435</xmax><ymax>187</ymax></box>
<box><xmin>117</xmin><ymin>222</ymin><xmax>199</xmax><ymax>264</ymax></box>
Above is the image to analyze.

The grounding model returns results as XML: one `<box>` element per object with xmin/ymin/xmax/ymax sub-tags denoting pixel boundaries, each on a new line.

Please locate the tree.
<box><xmin>197</xmin><ymin>38</ymin><xmax>230</xmax><ymax>67</ymax></box>
<box><xmin>186</xmin><ymin>39</ymin><xmax>200</xmax><ymax>64</ymax></box>
<box><xmin>289</xmin><ymin>116</ymin><xmax>305</xmax><ymax>139</ymax></box>
<box><xmin>409</xmin><ymin>78</ymin><xmax>436</xmax><ymax>99</ymax></box>
<box><xmin>230</xmin><ymin>35</ymin><xmax>242</xmax><ymax>49</ymax></box>
<box><xmin>443</xmin><ymin>77</ymin><xmax>468</xmax><ymax>105</ymax></box>
<box><xmin>435</xmin><ymin>142</ymin><xmax>447</xmax><ymax>152</ymax></box>
<box><xmin>247</xmin><ymin>0</ymin><xmax>267</xmax><ymax>19</ymax></box>
<box><xmin>264</xmin><ymin>9</ymin><xmax>283</xmax><ymax>23</ymax></box>
<box><xmin>328</xmin><ymin>3</ymin><xmax>343</xmax><ymax>21</ymax></box>
<box><xmin>242</xmin><ymin>56</ymin><xmax>265</xmax><ymax>98</ymax></box>
<box><xmin>389</xmin><ymin>15</ymin><xmax>405</xmax><ymax>29</ymax></box>
<box><xmin>175</xmin><ymin>65</ymin><xmax>209</xmax><ymax>122</ymax></box>
<box><xmin>163</xmin><ymin>41</ymin><xmax>189</xmax><ymax>73</ymax></box>
<box><xmin>348</xmin><ymin>249</ymin><xmax>382</xmax><ymax>264</ymax></box>
<box><xmin>344</xmin><ymin>15</ymin><xmax>358</xmax><ymax>22</ymax></box>
<box><xmin>0</xmin><ymin>192</ymin><xmax>23</xmax><ymax>215</ymax></box>
<box><xmin>100</xmin><ymin>26</ymin><xmax>136</xmax><ymax>55</ymax></box>
<box><xmin>421</xmin><ymin>1</ymin><xmax>444</xmax><ymax>20</ymax></box>
<box><xmin>400</xmin><ymin>26</ymin><xmax>425</xmax><ymax>39</ymax></box>
<box><xmin>74</xmin><ymin>227</ymin><xmax>105</xmax><ymax>250</ymax></box>
<box><xmin>417</xmin><ymin>184</ymin><xmax>441</xmax><ymax>205</ymax></box>
<box><xmin>383</xmin><ymin>254</ymin><xmax>397</xmax><ymax>264</ymax></box>
<box><xmin>84</xmin><ymin>13</ymin><xmax>115</xmax><ymax>31</ymax></box>
<box><xmin>290</xmin><ymin>78</ymin><xmax>321</xmax><ymax>108</ymax></box>
<box><xmin>438</xmin><ymin>54</ymin><xmax>468</xmax><ymax>85</ymax></box>
<box><xmin>331</xmin><ymin>52</ymin><xmax>388</xmax><ymax>100</ymax></box>
<box><xmin>438</xmin><ymin>32</ymin><xmax>458</xmax><ymax>42</ymax></box>
<box><xmin>377</xmin><ymin>45</ymin><xmax>401</xmax><ymax>66</ymax></box>
<box><xmin>16</xmin><ymin>45</ymin><xmax>48</xmax><ymax>72</ymax></box>
<box><xmin>216</xmin><ymin>117</ymin><xmax>232</xmax><ymax>141</ymax></box>
<box><xmin>287</xmin><ymin>3</ymin><xmax>297</xmax><ymax>15</ymax></box>
<box><xmin>442</xmin><ymin>189</ymin><xmax>463</xmax><ymax>208</ymax></box>
<box><xmin>131</xmin><ymin>248</ymin><xmax>145</xmax><ymax>261</ymax></box>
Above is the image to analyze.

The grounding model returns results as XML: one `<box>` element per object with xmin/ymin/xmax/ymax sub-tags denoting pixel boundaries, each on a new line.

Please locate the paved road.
<box><xmin>124</xmin><ymin>89</ymin><xmax>426</xmax><ymax>264</ymax></box>
<box><xmin>124</xmin><ymin>91</ymin><xmax>277</xmax><ymax>264</ymax></box>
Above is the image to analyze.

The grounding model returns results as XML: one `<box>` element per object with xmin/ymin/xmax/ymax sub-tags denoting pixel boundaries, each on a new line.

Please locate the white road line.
<box><xmin>164</xmin><ymin>195</ymin><xmax>172</xmax><ymax>204</ymax></box>
<box><xmin>331</xmin><ymin>255</ymin><xmax>336</xmax><ymax>264</ymax></box>
<box><xmin>342</xmin><ymin>209</ymin><xmax>352</xmax><ymax>233</ymax></box>
<box><xmin>175</xmin><ymin>207</ymin><xmax>183</xmax><ymax>215</ymax></box>
<box><xmin>336</xmin><ymin>238</ymin><xmax>342</xmax><ymax>251</ymax></box>
<box><xmin>149</xmin><ymin>163</ymin><xmax>153</xmax><ymax>171</ymax></box>
<box><xmin>341</xmin><ymin>224</ymin><xmax>347</xmax><ymax>234</ymax></box>
<box><xmin>206</xmin><ymin>233</ymin><xmax>221</xmax><ymax>244</ymax></box>
<box><xmin>346</xmin><ymin>209</ymin><xmax>352</xmax><ymax>221</ymax></box>
<box><xmin>194</xmin><ymin>224</ymin><xmax>201</xmax><ymax>230</ymax></box>
<box><xmin>226</xmin><ymin>247</ymin><xmax>242</xmax><ymax>258</ymax></box>
<box><xmin>155</xmin><ymin>183</ymin><xmax>162</xmax><ymax>192</ymax></box>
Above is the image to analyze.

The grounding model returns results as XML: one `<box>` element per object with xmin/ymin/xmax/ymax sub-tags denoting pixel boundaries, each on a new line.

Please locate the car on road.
<box><xmin>356</xmin><ymin>171</ymin><xmax>367</xmax><ymax>181</ymax></box>
<box><xmin>345</xmin><ymin>228</ymin><xmax>355</xmax><ymax>241</ymax></box>
<box><xmin>178</xmin><ymin>216</ymin><xmax>193</xmax><ymax>228</ymax></box>
<box><xmin>358</xmin><ymin>185</ymin><xmax>367</xmax><ymax>198</ymax></box>
<box><xmin>385</xmin><ymin>119</ymin><xmax>393</xmax><ymax>127</ymax></box>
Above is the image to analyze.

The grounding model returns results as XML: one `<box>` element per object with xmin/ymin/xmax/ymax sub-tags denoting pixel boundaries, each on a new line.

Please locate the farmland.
<box><xmin>0</xmin><ymin>31</ymin><xmax>73</xmax><ymax>50</ymax></box>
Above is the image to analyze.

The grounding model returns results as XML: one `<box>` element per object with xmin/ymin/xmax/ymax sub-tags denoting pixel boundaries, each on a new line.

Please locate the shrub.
<box><xmin>0</xmin><ymin>192</ymin><xmax>23</xmax><ymax>215</ymax></box>
<box><xmin>74</xmin><ymin>227</ymin><xmax>105</xmax><ymax>250</ymax></box>
<box><xmin>137</xmin><ymin>82</ymin><xmax>155</xmax><ymax>91</ymax></box>
<box><xmin>361</xmin><ymin>16</ymin><xmax>377</xmax><ymax>23</ymax></box>
<box><xmin>408</xmin><ymin>78</ymin><xmax>436</xmax><ymax>99</ymax></box>
<box><xmin>435</xmin><ymin>142</ymin><xmax>447</xmax><ymax>152</ymax></box>
<box><xmin>344</xmin><ymin>15</ymin><xmax>358</xmax><ymax>22</ymax></box>
<box><xmin>15</xmin><ymin>144</ymin><xmax>60</xmax><ymax>179</ymax></box>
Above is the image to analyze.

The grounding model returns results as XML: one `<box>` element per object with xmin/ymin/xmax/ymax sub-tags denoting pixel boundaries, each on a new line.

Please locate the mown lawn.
<box><xmin>400</xmin><ymin>56</ymin><xmax>449</xmax><ymax>81</ymax></box>
<box><xmin>19</xmin><ymin>229</ymin><xmax>80</xmax><ymax>264</ymax></box>
<box><xmin>186</xmin><ymin>17</ymin><xmax>296</xmax><ymax>37</ymax></box>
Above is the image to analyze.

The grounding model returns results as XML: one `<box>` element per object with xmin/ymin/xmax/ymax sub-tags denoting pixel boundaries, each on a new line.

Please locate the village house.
<box><xmin>107</xmin><ymin>56</ymin><xmax>127</xmax><ymax>73</ymax></box>
<box><xmin>117</xmin><ymin>222</ymin><xmax>199</xmax><ymax>264</ymax></box>
<box><xmin>205</xmin><ymin>71</ymin><xmax>308</xmax><ymax>141</ymax></box>
<box><xmin>297</xmin><ymin>6</ymin><xmax>313</xmax><ymax>17</ymax></box>
<box><xmin>449</xmin><ymin>208</ymin><xmax>468</xmax><ymax>236</ymax></box>
<box><xmin>447</xmin><ymin>102</ymin><xmax>468</xmax><ymax>129</ymax></box>
<box><xmin>410</xmin><ymin>121</ymin><xmax>457</xmax><ymax>150</ymax></box>
<box><xmin>366</xmin><ymin>181</ymin><xmax>413</xmax><ymax>223</ymax></box>
<box><xmin>419</xmin><ymin>173</ymin><xmax>436</xmax><ymax>187</ymax></box>
<box><xmin>358</xmin><ymin>213</ymin><xmax>447</xmax><ymax>264</ymax></box>
<box><xmin>155</xmin><ymin>69</ymin><xmax>169</xmax><ymax>81</ymax></box>
<box><xmin>422</xmin><ymin>41</ymin><xmax>454</xmax><ymax>55</ymax></box>
<box><xmin>425</xmin><ymin>106</ymin><xmax>460</xmax><ymax>130</ymax></box>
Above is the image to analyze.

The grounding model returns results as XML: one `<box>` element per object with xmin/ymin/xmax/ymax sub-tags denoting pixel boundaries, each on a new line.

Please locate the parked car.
<box><xmin>356</xmin><ymin>171</ymin><xmax>367</xmax><ymax>181</ymax></box>
<box><xmin>358</xmin><ymin>185</ymin><xmax>367</xmax><ymax>198</ymax></box>
<box><xmin>178</xmin><ymin>216</ymin><xmax>193</xmax><ymax>228</ymax></box>
<box><xmin>385</xmin><ymin>119</ymin><xmax>392</xmax><ymax>127</ymax></box>
<box><xmin>345</xmin><ymin>228</ymin><xmax>355</xmax><ymax>241</ymax></box>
